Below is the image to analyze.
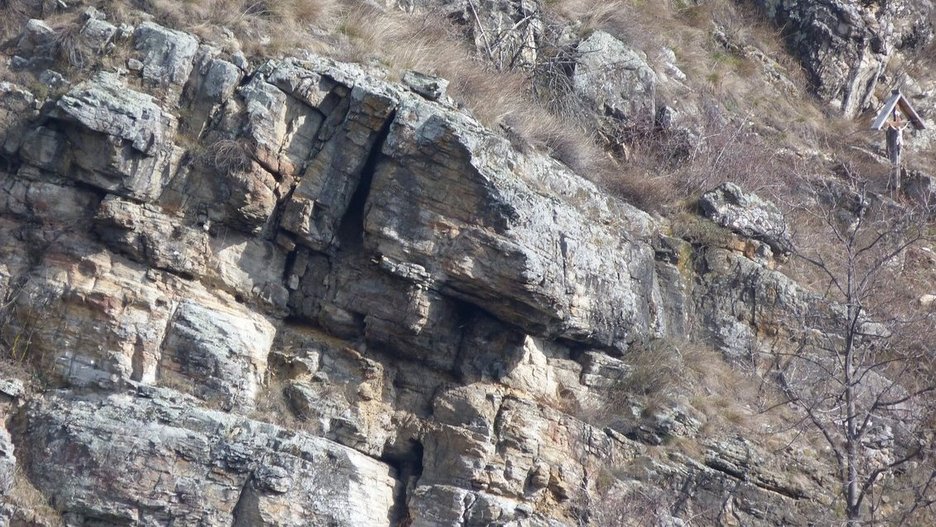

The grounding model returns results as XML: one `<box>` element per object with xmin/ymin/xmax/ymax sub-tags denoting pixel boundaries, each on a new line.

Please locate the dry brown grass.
<box><xmin>110</xmin><ymin>0</ymin><xmax>339</xmax><ymax>54</ymax></box>
<box><xmin>530</xmin><ymin>0</ymin><xmax>833</xmax><ymax>211</ymax></box>
<box><xmin>0</xmin><ymin>0</ymin><xmax>45</xmax><ymax>41</ymax></box>
<box><xmin>6</xmin><ymin>466</ymin><xmax>63</xmax><ymax>526</ymax></box>
<box><xmin>15</xmin><ymin>0</ymin><xmax>835</xmax><ymax>214</ymax></box>
<box><xmin>197</xmin><ymin>138</ymin><xmax>252</xmax><ymax>174</ymax></box>
<box><xmin>620</xmin><ymin>338</ymin><xmax>794</xmax><ymax>439</ymax></box>
<box><xmin>45</xmin><ymin>20</ymin><xmax>94</xmax><ymax>70</ymax></box>
<box><xmin>331</xmin><ymin>3</ymin><xmax>606</xmax><ymax>172</ymax></box>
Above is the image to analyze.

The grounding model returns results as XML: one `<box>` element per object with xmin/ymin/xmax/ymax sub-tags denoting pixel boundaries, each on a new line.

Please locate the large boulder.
<box><xmin>699</xmin><ymin>182</ymin><xmax>793</xmax><ymax>255</ymax></box>
<box><xmin>572</xmin><ymin>30</ymin><xmax>658</xmax><ymax>125</ymax></box>
<box><xmin>54</xmin><ymin>72</ymin><xmax>173</xmax><ymax>156</ymax></box>
<box><xmin>7</xmin><ymin>236</ymin><xmax>277</xmax><ymax>399</ymax></box>
<box><xmin>181</xmin><ymin>45</ymin><xmax>245</xmax><ymax>135</ymax></box>
<box><xmin>256</xmin><ymin>55</ymin><xmax>681</xmax><ymax>353</ymax></box>
<box><xmin>41</xmin><ymin>71</ymin><xmax>182</xmax><ymax>202</ymax></box>
<box><xmin>272</xmin><ymin>58</ymin><xmax>402</xmax><ymax>250</ymax></box>
<box><xmin>159</xmin><ymin>300</ymin><xmax>275</xmax><ymax>411</ymax></box>
<box><xmin>133</xmin><ymin>21</ymin><xmax>199</xmax><ymax>89</ymax></box>
<box><xmin>18</xmin><ymin>390</ymin><xmax>400</xmax><ymax>526</ymax></box>
<box><xmin>366</xmin><ymin>92</ymin><xmax>666</xmax><ymax>352</ymax></box>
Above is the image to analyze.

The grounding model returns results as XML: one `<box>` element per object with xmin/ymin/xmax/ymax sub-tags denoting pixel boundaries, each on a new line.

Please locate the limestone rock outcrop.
<box><xmin>17</xmin><ymin>389</ymin><xmax>399</xmax><ymax>526</ymax></box>
<box><xmin>0</xmin><ymin>8</ymin><xmax>899</xmax><ymax>526</ymax></box>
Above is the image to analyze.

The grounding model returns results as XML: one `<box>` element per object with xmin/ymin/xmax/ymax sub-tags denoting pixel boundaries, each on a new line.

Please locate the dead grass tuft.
<box><xmin>127</xmin><ymin>0</ymin><xmax>339</xmax><ymax>55</ymax></box>
<box><xmin>36</xmin><ymin>0</ymin><xmax>838</xmax><ymax>215</ymax></box>
<box><xmin>0</xmin><ymin>0</ymin><xmax>44</xmax><ymax>41</ymax></box>
<box><xmin>198</xmin><ymin>138</ymin><xmax>252</xmax><ymax>174</ymax></box>
<box><xmin>45</xmin><ymin>21</ymin><xmax>94</xmax><ymax>71</ymax></box>
<box><xmin>593</xmin><ymin>338</ymin><xmax>771</xmax><ymax>437</ymax></box>
<box><xmin>6</xmin><ymin>466</ymin><xmax>63</xmax><ymax>526</ymax></box>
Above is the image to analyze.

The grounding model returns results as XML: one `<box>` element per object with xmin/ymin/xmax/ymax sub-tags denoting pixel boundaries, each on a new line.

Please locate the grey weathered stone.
<box><xmin>4</xmin><ymin>234</ymin><xmax>282</xmax><ymax>393</ymax></box>
<box><xmin>46</xmin><ymin>72</ymin><xmax>181</xmax><ymax>201</ymax></box>
<box><xmin>160</xmin><ymin>300</ymin><xmax>275</xmax><ymax>411</ymax></box>
<box><xmin>0</xmin><ymin>378</ymin><xmax>24</xmax><ymax>399</ymax></box>
<box><xmin>94</xmin><ymin>195</ymin><xmax>211</xmax><ymax>278</ymax></box>
<box><xmin>0</xmin><ymin>17</ymin><xmax>887</xmax><ymax>526</ymax></box>
<box><xmin>267</xmin><ymin>58</ymin><xmax>401</xmax><ymax>250</ymax></box>
<box><xmin>0</xmin><ymin>426</ymin><xmax>13</xmax><ymax>498</ymax></box>
<box><xmin>79</xmin><ymin>17</ymin><xmax>117</xmax><ymax>52</ymax></box>
<box><xmin>367</xmin><ymin>93</ymin><xmax>663</xmax><ymax>352</ymax></box>
<box><xmin>0</xmin><ymin>82</ymin><xmax>37</xmax><ymax>155</ymax></box>
<box><xmin>403</xmin><ymin>70</ymin><xmax>449</xmax><ymax>101</ymax></box>
<box><xmin>0</xmin><ymin>169</ymin><xmax>100</xmax><ymax>227</ymax></box>
<box><xmin>573</xmin><ymin>30</ymin><xmax>658</xmax><ymax>124</ymax></box>
<box><xmin>20</xmin><ymin>390</ymin><xmax>399</xmax><ymax>526</ymax></box>
<box><xmin>699</xmin><ymin>182</ymin><xmax>793</xmax><ymax>255</ymax></box>
<box><xmin>38</xmin><ymin>69</ymin><xmax>68</xmax><ymax>91</ymax></box>
<box><xmin>624</xmin><ymin>398</ymin><xmax>705</xmax><ymax>445</ymax></box>
<box><xmin>904</xmin><ymin>170</ymin><xmax>936</xmax><ymax>210</ymax></box>
<box><xmin>755</xmin><ymin>0</ymin><xmax>933</xmax><ymax>117</ymax></box>
<box><xmin>133</xmin><ymin>21</ymin><xmax>199</xmax><ymax>88</ymax></box>
<box><xmin>181</xmin><ymin>45</ymin><xmax>244</xmax><ymax>135</ymax></box>
<box><xmin>579</xmin><ymin>351</ymin><xmax>631</xmax><ymax>389</ymax></box>
<box><xmin>696</xmin><ymin>247</ymin><xmax>811</xmax><ymax>361</ymax></box>
<box><xmin>15</xmin><ymin>19</ymin><xmax>55</xmax><ymax>58</ymax></box>
<box><xmin>54</xmin><ymin>71</ymin><xmax>172</xmax><ymax>155</ymax></box>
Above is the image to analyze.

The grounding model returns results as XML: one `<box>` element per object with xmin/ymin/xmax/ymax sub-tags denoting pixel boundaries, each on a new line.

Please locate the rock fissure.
<box><xmin>334</xmin><ymin>109</ymin><xmax>396</xmax><ymax>252</ymax></box>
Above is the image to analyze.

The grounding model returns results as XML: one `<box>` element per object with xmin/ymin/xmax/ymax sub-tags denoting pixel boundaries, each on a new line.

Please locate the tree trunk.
<box><xmin>845</xmin><ymin>296</ymin><xmax>861</xmax><ymax>525</ymax></box>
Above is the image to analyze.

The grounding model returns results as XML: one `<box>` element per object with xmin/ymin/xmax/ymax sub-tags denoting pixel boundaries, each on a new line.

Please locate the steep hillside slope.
<box><xmin>1</xmin><ymin>1</ymin><xmax>935</xmax><ymax>526</ymax></box>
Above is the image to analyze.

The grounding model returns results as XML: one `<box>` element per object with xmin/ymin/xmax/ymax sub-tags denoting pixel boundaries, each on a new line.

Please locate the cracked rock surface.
<box><xmin>0</xmin><ymin>11</ymin><xmax>871</xmax><ymax>527</ymax></box>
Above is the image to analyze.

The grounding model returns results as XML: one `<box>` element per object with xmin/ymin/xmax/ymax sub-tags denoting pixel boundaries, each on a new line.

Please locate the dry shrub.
<box><xmin>531</xmin><ymin>0</ymin><xmax>823</xmax><ymax>212</ymax></box>
<box><xmin>618</xmin><ymin>339</ymin><xmax>715</xmax><ymax>399</ymax></box>
<box><xmin>45</xmin><ymin>21</ymin><xmax>94</xmax><ymax>70</ymax></box>
<box><xmin>597</xmin><ymin>338</ymin><xmax>768</xmax><ymax>436</ymax></box>
<box><xmin>589</xmin><ymin>484</ymin><xmax>687</xmax><ymax>527</ymax></box>
<box><xmin>198</xmin><ymin>138</ymin><xmax>252</xmax><ymax>174</ymax></box>
<box><xmin>333</xmin><ymin>2</ymin><xmax>605</xmax><ymax>173</ymax></box>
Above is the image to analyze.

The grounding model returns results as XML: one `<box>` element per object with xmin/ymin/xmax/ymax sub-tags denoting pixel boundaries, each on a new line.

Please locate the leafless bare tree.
<box><xmin>775</xmin><ymin>173</ymin><xmax>936</xmax><ymax>525</ymax></box>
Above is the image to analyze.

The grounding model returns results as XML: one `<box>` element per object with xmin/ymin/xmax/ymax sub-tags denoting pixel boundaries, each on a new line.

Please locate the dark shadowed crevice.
<box><xmin>231</xmin><ymin>475</ymin><xmax>262</xmax><ymax>527</ymax></box>
<box><xmin>334</xmin><ymin>111</ymin><xmax>396</xmax><ymax>252</ymax></box>
<box><xmin>382</xmin><ymin>439</ymin><xmax>424</xmax><ymax>527</ymax></box>
<box><xmin>452</xmin><ymin>299</ymin><xmax>529</xmax><ymax>384</ymax></box>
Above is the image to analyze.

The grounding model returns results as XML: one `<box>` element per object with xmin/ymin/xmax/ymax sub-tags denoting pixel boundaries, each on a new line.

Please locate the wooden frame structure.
<box><xmin>871</xmin><ymin>89</ymin><xmax>926</xmax><ymax>192</ymax></box>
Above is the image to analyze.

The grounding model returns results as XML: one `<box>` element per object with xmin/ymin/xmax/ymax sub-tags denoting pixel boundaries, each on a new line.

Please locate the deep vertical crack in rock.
<box><xmin>382</xmin><ymin>439</ymin><xmax>424</xmax><ymax>527</ymax></box>
<box><xmin>231</xmin><ymin>474</ymin><xmax>261</xmax><ymax>527</ymax></box>
<box><xmin>334</xmin><ymin>110</ymin><xmax>396</xmax><ymax>252</ymax></box>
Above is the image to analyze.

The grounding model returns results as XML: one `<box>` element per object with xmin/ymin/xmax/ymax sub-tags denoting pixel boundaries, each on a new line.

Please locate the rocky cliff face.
<box><xmin>756</xmin><ymin>0</ymin><xmax>933</xmax><ymax>117</ymax></box>
<box><xmin>0</xmin><ymin>1</ymin><xmax>934</xmax><ymax>526</ymax></box>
